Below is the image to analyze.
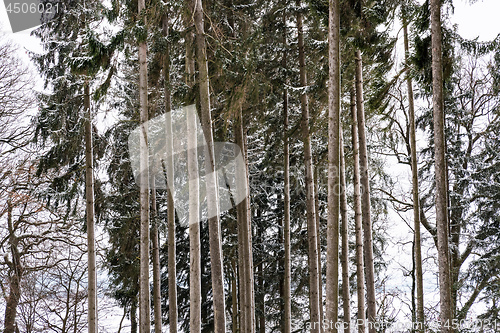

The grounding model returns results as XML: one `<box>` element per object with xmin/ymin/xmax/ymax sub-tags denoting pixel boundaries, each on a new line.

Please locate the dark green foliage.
<box><xmin>32</xmin><ymin>0</ymin><xmax>120</xmax><ymax>219</ymax></box>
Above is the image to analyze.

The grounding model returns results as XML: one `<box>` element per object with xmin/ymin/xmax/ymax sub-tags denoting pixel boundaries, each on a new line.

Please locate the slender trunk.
<box><xmin>325</xmin><ymin>0</ymin><xmax>340</xmax><ymax>332</ymax></box>
<box><xmin>351</xmin><ymin>85</ymin><xmax>365</xmax><ymax>333</ymax></box>
<box><xmin>296</xmin><ymin>4</ymin><xmax>321</xmax><ymax>332</ymax></box>
<box><xmin>131</xmin><ymin>301</ymin><xmax>138</xmax><ymax>333</ymax></box>
<box><xmin>118</xmin><ymin>307</ymin><xmax>127</xmax><ymax>333</ymax></box>
<box><xmin>227</xmin><ymin>5</ymin><xmax>255</xmax><ymax>331</ymax></box>
<box><xmin>138</xmin><ymin>0</ymin><xmax>151</xmax><ymax>331</ymax></box>
<box><xmin>84</xmin><ymin>81</ymin><xmax>97</xmax><ymax>333</ymax></box>
<box><xmin>411</xmin><ymin>240</ymin><xmax>417</xmax><ymax>330</ymax></box>
<box><xmin>450</xmin><ymin>213</ymin><xmax>459</xmax><ymax>322</ymax></box>
<box><xmin>447</xmin><ymin>163</ymin><xmax>456</xmax><ymax>324</ymax></box>
<box><xmin>151</xmin><ymin>185</ymin><xmax>162</xmax><ymax>333</ymax></box>
<box><xmin>74</xmin><ymin>274</ymin><xmax>82</xmax><ymax>333</ymax></box>
<box><xmin>192</xmin><ymin>0</ymin><xmax>226</xmax><ymax>331</ymax></box>
<box><xmin>355</xmin><ymin>50</ymin><xmax>376</xmax><ymax>333</ymax></box>
<box><xmin>187</xmin><ymin>104</ymin><xmax>202</xmax><ymax>333</ymax></box>
<box><xmin>283</xmin><ymin>8</ymin><xmax>291</xmax><ymax>333</ymax></box>
<box><xmin>184</xmin><ymin>16</ymin><xmax>195</xmax><ymax>90</ymax></box>
<box><xmin>235</xmin><ymin>106</ymin><xmax>255</xmax><ymax>333</ymax></box>
<box><xmin>166</xmin><ymin>108</ymin><xmax>178</xmax><ymax>333</ymax></box>
<box><xmin>279</xmin><ymin>223</ymin><xmax>285</xmax><ymax>333</ymax></box>
<box><xmin>315</xmin><ymin>167</ymin><xmax>324</xmax><ymax>326</ymax></box>
<box><xmin>231</xmin><ymin>257</ymin><xmax>238</xmax><ymax>333</ymax></box>
<box><xmin>184</xmin><ymin>8</ymin><xmax>200</xmax><ymax>333</ymax></box>
<box><xmin>237</xmin><ymin>206</ymin><xmax>247</xmax><ymax>333</ymax></box>
<box><xmin>236</xmin><ymin>113</ymin><xmax>247</xmax><ymax>333</ymax></box>
<box><xmin>245</xmin><ymin>120</ymin><xmax>255</xmax><ymax>333</ymax></box>
<box><xmin>430</xmin><ymin>0</ymin><xmax>452</xmax><ymax>331</ymax></box>
<box><xmin>339</xmin><ymin>129</ymin><xmax>350</xmax><ymax>333</ymax></box>
<box><xmin>163</xmin><ymin>15</ymin><xmax>178</xmax><ymax>333</ymax></box>
<box><xmin>4</xmin><ymin>201</ymin><xmax>22</xmax><ymax>333</ymax></box>
<box><xmin>278</xmin><ymin>183</ymin><xmax>284</xmax><ymax>333</ymax></box>
<box><xmin>403</xmin><ymin>17</ymin><xmax>425</xmax><ymax>331</ymax></box>
<box><xmin>258</xmin><ymin>258</ymin><xmax>265</xmax><ymax>333</ymax></box>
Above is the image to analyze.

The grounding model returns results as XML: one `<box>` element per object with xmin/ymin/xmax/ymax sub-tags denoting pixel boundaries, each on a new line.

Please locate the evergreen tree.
<box><xmin>32</xmin><ymin>2</ymin><xmax>121</xmax><ymax>331</ymax></box>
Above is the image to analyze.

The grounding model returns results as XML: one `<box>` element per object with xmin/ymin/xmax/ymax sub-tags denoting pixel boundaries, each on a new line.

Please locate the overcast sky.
<box><xmin>449</xmin><ymin>0</ymin><xmax>500</xmax><ymax>41</ymax></box>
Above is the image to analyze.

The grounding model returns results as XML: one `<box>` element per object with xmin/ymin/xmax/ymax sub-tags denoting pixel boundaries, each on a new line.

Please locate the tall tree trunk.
<box><xmin>296</xmin><ymin>3</ymin><xmax>321</xmax><ymax>332</ymax></box>
<box><xmin>339</xmin><ymin>129</ymin><xmax>350</xmax><ymax>333</ymax></box>
<box><xmin>231</xmin><ymin>257</ymin><xmax>238</xmax><ymax>333</ymax></box>
<box><xmin>192</xmin><ymin>0</ymin><xmax>226</xmax><ymax>331</ymax></box>
<box><xmin>84</xmin><ymin>81</ymin><xmax>97</xmax><ymax>333</ymax></box>
<box><xmin>226</xmin><ymin>5</ymin><xmax>255</xmax><ymax>332</ymax></box>
<box><xmin>257</xmin><ymin>254</ymin><xmax>265</xmax><ymax>333</ymax></box>
<box><xmin>403</xmin><ymin>16</ymin><xmax>425</xmax><ymax>332</ymax></box>
<box><xmin>151</xmin><ymin>189</ymin><xmax>162</xmax><ymax>333</ymax></box>
<box><xmin>315</xmin><ymin>167</ymin><xmax>324</xmax><ymax>327</ymax></box>
<box><xmin>351</xmin><ymin>86</ymin><xmax>365</xmax><ymax>333</ymax></box>
<box><xmin>151</xmin><ymin>184</ymin><xmax>162</xmax><ymax>333</ymax></box>
<box><xmin>282</xmin><ymin>8</ymin><xmax>291</xmax><ymax>333</ymax></box>
<box><xmin>187</xmin><ymin>104</ymin><xmax>202</xmax><ymax>333</ymax></box>
<box><xmin>278</xmin><ymin>219</ymin><xmax>285</xmax><ymax>333</ymax></box>
<box><xmin>4</xmin><ymin>201</ymin><xmax>22</xmax><ymax>333</ymax></box>
<box><xmin>235</xmin><ymin>106</ymin><xmax>255</xmax><ymax>333</ymax></box>
<box><xmin>163</xmin><ymin>15</ymin><xmax>178</xmax><ymax>333</ymax></box>
<box><xmin>430</xmin><ymin>0</ymin><xmax>452</xmax><ymax>331</ymax></box>
<box><xmin>138</xmin><ymin>0</ymin><xmax>151</xmax><ymax>331</ymax></box>
<box><xmin>237</xmin><ymin>208</ymin><xmax>247</xmax><ymax>333</ymax></box>
<box><xmin>184</xmin><ymin>8</ymin><xmax>200</xmax><ymax>333</ymax></box>
<box><xmin>326</xmin><ymin>0</ymin><xmax>340</xmax><ymax>331</ymax></box>
<box><xmin>355</xmin><ymin>50</ymin><xmax>376</xmax><ymax>333</ymax></box>
<box><xmin>278</xmin><ymin>187</ymin><xmax>285</xmax><ymax>333</ymax></box>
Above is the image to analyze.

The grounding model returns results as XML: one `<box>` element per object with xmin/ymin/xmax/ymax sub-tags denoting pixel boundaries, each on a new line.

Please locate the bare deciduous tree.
<box><xmin>0</xmin><ymin>157</ymin><xmax>87</xmax><ymax>333</ymax></box>
<box><xmin>0</xmin><ymin>36</ymin><xmax>34</xmax><ymax>155</ymax></box>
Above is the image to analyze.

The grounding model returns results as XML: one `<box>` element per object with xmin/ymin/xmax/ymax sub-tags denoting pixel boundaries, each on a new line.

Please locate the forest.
<box><xmin>1</xmin><ymin>0</ymin><xmax>500</xmax><ymax>332</ymax></box>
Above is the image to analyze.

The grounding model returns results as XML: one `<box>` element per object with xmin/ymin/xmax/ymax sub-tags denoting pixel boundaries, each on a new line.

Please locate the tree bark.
<box><xmin>138</xmin><ymin>0</ymin><xmax>151</xmax><ymax>331</ymax></box>
<box><xmin>151</xmin><ymin>184</ymin><xmax>162</xmax><ymax>333</ymax></box>
<box><xmin>315</xmin><ymin>167</ymin><xmax>324</xmax><ymax>328</ymax></box>
<box><xmin>339</xmin><ymin>129</ymin><xmax>350</xmax><ymax>333</ymax></box>
<box><xmin>430</xmin><ymin>0</ymin><xmax>453</xmax><ymax>331</ymax></box>
<box><xmin>296</xmin><ymin>3</ymin><xmax>321</xmax><ymax>332</ymax></box>
<box><xmin>163</xmin><ymin>15</ymin><xmax>178</xmax><ymax>333</ymax></box>
<box><xmin>187</xmin><ymin>104</ymin><xmax>202</xmax><ymax>333</ymax></box>
<box><xmin>325</xmin><ymin>0</ymin><xmax>340</xmax><ymax>331</ymax></box>
<box><xmin>83</xmin><ymin>81</ymin><xmax>97</xmax><ymax>333</ymax></box>
<box><xmin>231</xmin><ymin>257</ymin><xmax>238</xmax><ymax>333</ymax></box>
<box><xmin>257</xmin><ymin>255</ymin><xmax>265</xmax><ymax>333</ymax></box>
<box><xmin>283</xmin><ymin>8</ymin><xmax>291</xmax><ymax>333</ymax></box>
<box><xmin>355</xmin><ymin>50</ymin><xmax>376</xmax><ymax>333</ymax></box>
<box><xmin>192</xmin><ymin>0</ymin><xmax>226</xmax><ymax>331</ymax></box>
<box><xmin>235</xmin><ymin>106</ymin><xmax>255</xmax><ymax>333</ymax></box>
<box><xmin>351</xmin><ymin>86</ymin><xmax>365</xmax><ymax>333</ymax></box>
<box><xmin>403</xmin><ymin>16</ymin><xmax>425</xmax><ymax>331</ymax></box>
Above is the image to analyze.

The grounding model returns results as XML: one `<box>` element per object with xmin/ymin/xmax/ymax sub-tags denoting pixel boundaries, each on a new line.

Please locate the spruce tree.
<box><xmin>32</xmin><ymin>2</ymin><xmax>121</xmax><ymax>331</ymax></box>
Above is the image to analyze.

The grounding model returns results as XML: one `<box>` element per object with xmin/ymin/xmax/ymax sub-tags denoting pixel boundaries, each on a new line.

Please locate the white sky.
<box><xmin>449</xmin><ymin>0</ymin><xmax>500</xmax><ymax>41</ymax></box>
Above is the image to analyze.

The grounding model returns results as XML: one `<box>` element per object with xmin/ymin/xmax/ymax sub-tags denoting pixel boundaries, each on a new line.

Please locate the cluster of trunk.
<box><xmin>84</xmin><ymin>1</ymin><xmax>453</xmax><ymax>333</ymax></box>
